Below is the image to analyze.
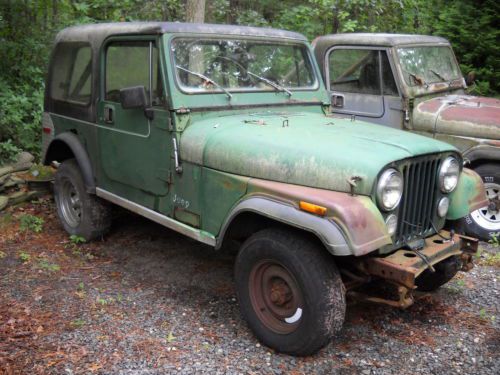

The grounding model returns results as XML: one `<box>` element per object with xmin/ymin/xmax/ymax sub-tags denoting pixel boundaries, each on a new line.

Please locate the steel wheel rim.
<box><xmin>249</xmin><ymin>260</ymin><xmax>304</xmax><ymax>334</ymax></box>
<box><xmin>470</xmin><ymin>182</ymin><xmax>500</xmax><ymax>231</ymax></box>
<box><xmin>59</xmin><ymin>178</ymin><xmax>82</xmax><ymax>228</ymax></box>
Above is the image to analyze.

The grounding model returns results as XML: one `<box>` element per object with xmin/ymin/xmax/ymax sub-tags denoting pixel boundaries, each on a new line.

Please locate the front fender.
<box><xmin>218</xmin><ymin>178</ymin><xmax>392</xmax><ymax>256</ymax></box>
<box><xmin>447</xmin><ymin>168</ymin><xmax>488</xmax><ymax>220</ymax></box>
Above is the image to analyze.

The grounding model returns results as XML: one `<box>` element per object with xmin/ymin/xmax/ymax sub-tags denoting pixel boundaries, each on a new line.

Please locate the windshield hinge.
<box><xmin>175</xmin><ymin>107</ymin><xmax>191</xmax><ymax>114</ymax></box>
<box><xmin>172</xmin><ymin>109</ymin><xmax>192</xmax><ymax>132</ymax></box>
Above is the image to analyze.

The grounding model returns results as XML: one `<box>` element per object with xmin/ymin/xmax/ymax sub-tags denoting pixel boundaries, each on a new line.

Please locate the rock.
<box><xmin>0</xmin><ymin>165</ymin><xmax>13</xmax><ymax>178</ymax></box>
<box><xmin>12</xmin><ymin>151</ymin><xmax>34</xmax><ymax>172</ymax></box>
<box><xmin>0</xmin><ymin>195</ymin><xmax>8</xmax><ymax>210</ymax></box>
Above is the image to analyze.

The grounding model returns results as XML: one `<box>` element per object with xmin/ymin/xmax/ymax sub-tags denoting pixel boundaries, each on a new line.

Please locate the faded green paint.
<box><xmin>447</xmin><ymin>168</ymin><xmax>488</xmax><ymax>220</ymax></box>
<box><xmin>201</xmin><ymin>169</ymin><xmax>250</xmax><ymax>235</ymax></box>
<box><xmin>180</xmin><ymin>110</ymin><xmax>455</xmax><ymax>196</ymax></box>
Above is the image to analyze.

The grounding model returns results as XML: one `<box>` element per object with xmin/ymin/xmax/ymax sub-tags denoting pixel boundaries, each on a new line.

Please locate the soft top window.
<box><xmin>50</xmin><ymin>42</ymin><xmax>92</xmax><ymax>105</ymax></box>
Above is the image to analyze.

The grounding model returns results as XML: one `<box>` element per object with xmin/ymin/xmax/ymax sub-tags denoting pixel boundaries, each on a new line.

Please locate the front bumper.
<box><xmin>351</xmin><ymin>231</ymin><xmax>478</xmax><ymax>308</ymax></box>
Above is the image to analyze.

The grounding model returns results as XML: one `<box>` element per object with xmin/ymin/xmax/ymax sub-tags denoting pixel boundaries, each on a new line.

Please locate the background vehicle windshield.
<box><xmin>172</xmin><ymin>38</ymin><xmax>316</xmax><ymax>93</ymax></box>
<box><xmin>397</xmin><ymin>46</ymin><xmax>461</xmax><ymax>86</ymax></box>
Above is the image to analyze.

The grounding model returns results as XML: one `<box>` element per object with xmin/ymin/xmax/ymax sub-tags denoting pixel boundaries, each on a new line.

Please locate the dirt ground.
<box><xmin>1</xmin><ymin>197</ymin><xmax>499</xmax><ymax>375</ymax></box>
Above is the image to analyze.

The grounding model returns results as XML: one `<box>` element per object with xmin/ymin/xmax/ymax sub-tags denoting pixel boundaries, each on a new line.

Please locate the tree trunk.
<box><xmin>185</xmin><ymin>0</ymin><xmax>205</xmax><ymax>23</ymax></box>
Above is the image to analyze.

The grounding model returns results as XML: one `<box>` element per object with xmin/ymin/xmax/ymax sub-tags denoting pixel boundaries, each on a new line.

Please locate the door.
<box><xmin>326</xmin><ymin>48</ymin><xmax>402</xmax><ymax>127</ymax></box>
<box><xmin>97</xmin><ymin>38</ymin><xmax>171</xmax><ymax>207</ymax></box>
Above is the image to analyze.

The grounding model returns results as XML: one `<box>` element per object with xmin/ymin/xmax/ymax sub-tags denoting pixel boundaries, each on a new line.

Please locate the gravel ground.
<box><xmin>0</xmin><ymin>198</ymin><xmax>499</xmax><ymax>374</ymax></box>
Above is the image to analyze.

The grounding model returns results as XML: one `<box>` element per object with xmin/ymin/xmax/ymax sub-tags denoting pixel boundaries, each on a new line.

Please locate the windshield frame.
<box><xmin>393</xmin><ymin>43</ymin><xmax>464</xmax><ymax>91</ymax></box>
<box><xmin>168</xmin><ymin>35</ymin><xmax>320</xmax><ymax>96</ymax></box>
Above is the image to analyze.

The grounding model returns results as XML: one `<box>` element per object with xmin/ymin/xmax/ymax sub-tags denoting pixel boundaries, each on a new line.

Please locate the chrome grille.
<box><xmin>395</xmin><ymin>156</ymin><xmax>441</xmax><ymax>245</ymax></box>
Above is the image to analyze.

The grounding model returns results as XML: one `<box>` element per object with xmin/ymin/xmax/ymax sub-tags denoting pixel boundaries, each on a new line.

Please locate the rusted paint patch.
<box><xmin>414</xmin><ymin>95</ymin><xmax>500</xmax><ymax>140</ymax></box>
<box><xmin>247</xmin><ymin>178</ymin><xmax>391</xmax><ymax>256</ymax></box>
<box><xmin>440</xmin><ymin>103</ymin><xmax>500</xmax><ymax>127</ymax></box>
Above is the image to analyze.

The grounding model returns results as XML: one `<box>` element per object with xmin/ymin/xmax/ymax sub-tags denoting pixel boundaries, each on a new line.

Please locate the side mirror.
<box><xmin>119</xmin><ymin>85</ymin><xmax>147</xmax><ymax>110</ymax></box>
<box><xmin>119</xmin><ymin>85</ymin><xmax>154</xmax><ymax>120</ymax></box>
<box><xmin>465</xmin><ymin>71</ymin><xmax>476</xmax><ymax>86</ymax></box>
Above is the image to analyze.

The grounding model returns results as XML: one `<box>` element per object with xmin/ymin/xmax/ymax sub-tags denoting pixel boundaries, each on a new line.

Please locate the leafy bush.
<box><xmin>19</xmin><ymin>214</ymin><xmax>44</xmax><ymax>233</ymax></box>
<box><xmin>0</xmin><ymin>140</ymin><xmax>22</xmax><ymax>165</ymax></box>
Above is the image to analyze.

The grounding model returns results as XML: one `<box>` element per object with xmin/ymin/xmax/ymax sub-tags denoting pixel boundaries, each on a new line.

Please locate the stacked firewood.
<box><xmin>0</xmin><ymin>153</ymin><xmax>53</xmax><ymax>211</ymax></box>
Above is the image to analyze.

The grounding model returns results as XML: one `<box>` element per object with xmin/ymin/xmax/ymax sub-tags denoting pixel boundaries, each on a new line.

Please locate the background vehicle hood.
<box><xmin>180</xmin><ymin>111</ymin><xmax>455</xmax><ymax>195</ymax></box>
<box><xmin>414</xmin><ymin>95</ymin><xmax>500</xmax><ymax>140</ymax></box>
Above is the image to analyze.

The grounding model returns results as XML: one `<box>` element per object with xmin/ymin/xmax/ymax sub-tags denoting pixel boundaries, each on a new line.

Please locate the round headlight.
<box><xmin>437</xmin><ymin>197</ymin><xmax>450</xmax><ymax>218</ymax></box>
<box><xmin>439</xmin><ymin>157</ymin><xmax>460</xmax><ymax>193</ymax></box>
<box><xmin>385</xmin><ymin>214</ymin><xmax>398</xmax><ymax>236</ymax></box>
<box><xmin>377</xmin><ymin>169</ymin><xmax>403</xmax><ymax>211</ymax></box>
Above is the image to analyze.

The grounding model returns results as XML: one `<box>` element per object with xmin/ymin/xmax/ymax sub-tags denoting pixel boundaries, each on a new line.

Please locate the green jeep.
<box><xmin>43</xmin><ymin>22</ymin><xmax>486</xmax><ymax>356</ymax></box>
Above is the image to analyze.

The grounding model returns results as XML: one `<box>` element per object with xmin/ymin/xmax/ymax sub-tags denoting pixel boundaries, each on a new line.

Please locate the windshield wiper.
<box><xmin>403</xmin><ymin>69</ymin><xmax>427</xmax><ymax>87</ymax></box>
<box><xmin>246</xmin><ymin>71</ymin><xmax>293</xmax><ymax>97</ymax></box>
<box><xmin>176</xmin><ymin>65</ymin><xmax>233</xmax><ymax>100</ymax></box>
<box><xmin>214</xmin><ymin>55</ymin><xmax>293</xmax><ymax>97</ymax></box>
<box><xmin>429</xmin><ymin>69</ymin><xmax>448</xmax><ymax>82</ymax></box>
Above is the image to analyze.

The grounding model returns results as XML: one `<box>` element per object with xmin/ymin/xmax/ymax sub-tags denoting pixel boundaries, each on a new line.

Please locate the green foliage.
<box><xmin>0</xmin><ymin>0</ymin><xmax>497</xmax><ymax>165</ymax></box>
<box><xmin>18</xmin><ymin>251</ymin><xmax>31</xmax><ymax>263</ymax></box>
<box><xmin>19</xmin><ymin>214</ymin><xmax>44</xmax><ymax>233</ymax></box>
<box><xmin>38</xmin><ymin>258</ymin><xmax>61</xmax><ymax>272</ymax></box>
<box><xmin>70</xmin><ymin>318</ymin><xmax>86</xmax><ymax>328</ymax></box>
<box><xmin>0</xmin><ymin>139</ymin><xmax>21</xmax><ymax>165</ymax></box>
<box><xmin>488</xmin><ymin>232</ymin><xmax>499</xmax><ymax>248</ymax></box>
<box><xmin>70</xmin><ymin>234</ymin><xmax>86</xmax><ymax>245</ymax></box>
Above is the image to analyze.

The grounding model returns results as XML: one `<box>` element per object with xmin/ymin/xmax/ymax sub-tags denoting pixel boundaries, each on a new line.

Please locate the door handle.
<box><xmin>331</xmin><ymin>94</ymin><xmax>344</xmax><ymax>108</ymax></box>
<box><xmin>104</xmin><ymin>105</ymin><xmax>114</xmax><ymax>124</ymax></box>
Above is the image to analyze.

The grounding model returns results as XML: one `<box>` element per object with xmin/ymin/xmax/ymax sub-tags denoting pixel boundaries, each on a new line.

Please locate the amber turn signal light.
<box><xmin>299</xmin><ymin>201</ymin><xmax>327</xmax><ymax>216</ymax></box>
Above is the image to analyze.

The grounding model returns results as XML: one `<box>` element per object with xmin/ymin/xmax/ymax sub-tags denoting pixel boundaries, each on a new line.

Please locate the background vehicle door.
<box><xmin>326</xmin><ymin>47</ymin><xmax>402</xmax><ymax>127</ymax></box>
<box><xmin>97</xmin><ymin>38</ymin><xmax>172</xmax><ymax>208</ymax></box>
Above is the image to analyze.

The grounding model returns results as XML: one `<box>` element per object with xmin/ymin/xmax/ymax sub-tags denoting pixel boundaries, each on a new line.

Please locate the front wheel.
<box><xmin>458</xmin><ymin>163</ymin><xmax>500</xmax><ymax>241</ymax></box>
<box><xmin>54</xmin><ymin>159</ymin><xmax>111</xmax><ymax>241</ymax></box>
<box><xmin>235</xmin><ymin>228</ymin><xmax>345</xmax><ymax>356</ymax></box>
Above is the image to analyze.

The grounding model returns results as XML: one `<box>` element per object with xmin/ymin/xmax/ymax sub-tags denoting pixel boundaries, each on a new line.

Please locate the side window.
<box><xmin>381</xmin><ymin>52</ymin><xmax>398</xmax><ymax>96</ymax></box>
<box><xmin>50</xmin><ymin>43</ymin><xmax>92</xmax><ymax>105</ymax></box>
<box><xmin>328</xmin><ymin>49</ymin><xmax>380</xmax><ymax>95</ymax></box>
<box><xmin>105</xmin><ymin>41</ymin><xmax>163</xmax><ymax>106</ymax></box>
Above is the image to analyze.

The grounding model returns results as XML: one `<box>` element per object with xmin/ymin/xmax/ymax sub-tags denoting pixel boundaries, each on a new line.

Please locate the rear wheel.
<box><xmin>54</xmin><ymin>159</ymin><xmax>111</xmax><ymax>241</ymax></box>
<box><xmin>458</xmin><ymin>163</ymin><xmax>500</xmax><ymax>240</ymax></box>
<box><xmin>235</xmin><ymin>228</ymin><xmax>345</xmax><ymax>356</ymax></box>
<box><xmin>415</xmin><ymin>255</ymin><xmax>461</xmax><ymax>292</ymax></box>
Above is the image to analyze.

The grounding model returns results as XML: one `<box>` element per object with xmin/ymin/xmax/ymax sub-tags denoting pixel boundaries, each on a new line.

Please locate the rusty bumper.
<box><xmin>362</xmin><ymin>231</ymin><xmax>478</xmax><ymax>290</ymax></box>
<box><xmin>350</xmin><ymin>231</ymin><xmax>478</xmax><ymax>308</ymax></box>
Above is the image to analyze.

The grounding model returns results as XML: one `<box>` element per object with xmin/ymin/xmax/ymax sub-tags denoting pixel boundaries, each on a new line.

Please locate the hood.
<box><xmin>180</xmin><ymin>111</ymin><xmax>455</xmax><ymax>195</ymax></box>
<box><xmin>414</xmin><ymin>95</ymin><xmax>500</xmax><ymax>140</ymax></box>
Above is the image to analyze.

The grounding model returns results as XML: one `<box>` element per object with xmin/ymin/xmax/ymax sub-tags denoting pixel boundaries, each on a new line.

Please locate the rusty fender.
<box><xmin>217</xmin><ymin>178</ymin><xmax>392</xmax><ymax>256</ymax></box>
<box><xmin>359</xmin><ymin>232</ymin><xmax>478</xmax><ymax>291</ymax></box>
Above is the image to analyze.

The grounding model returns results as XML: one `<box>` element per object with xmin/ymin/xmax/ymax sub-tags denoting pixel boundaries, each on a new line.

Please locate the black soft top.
<box><xmin>55</xmin><ymin>22</ymin><xmax>307</xmax><ymax>46</ymax></box>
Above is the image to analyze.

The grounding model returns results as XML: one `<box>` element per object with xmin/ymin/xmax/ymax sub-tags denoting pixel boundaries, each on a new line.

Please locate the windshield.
<box><xmin>171</xmin><ymin>38</ymin><xmax>317</xmax><ymax>94</ymax></box>
<box><xmin>396</xmin><ymin>46</ymin><xmax>461</xmax><ymax>86</ymax></box>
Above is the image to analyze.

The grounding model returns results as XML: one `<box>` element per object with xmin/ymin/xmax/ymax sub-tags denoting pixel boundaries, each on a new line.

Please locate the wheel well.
<box><xmin>469</xmin><ymin>159</ymin><xmax>498</xmax><ymax>170</ymax></box>
<box><xmin>220</xmin><ymin>211</ymin><xmax>325</xmax><ymax>252</ymax></box>
<box><xmin>44</xmin><ymin>139</ymin><xmax>75</xmax><ymax>165</ymax></box>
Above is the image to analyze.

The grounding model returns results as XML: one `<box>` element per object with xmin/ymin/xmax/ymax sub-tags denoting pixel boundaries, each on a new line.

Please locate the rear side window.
<box><xmin>50</xmin><ymin>43</ymin><xmax>92</xmax><ymax>105</ymax></box>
